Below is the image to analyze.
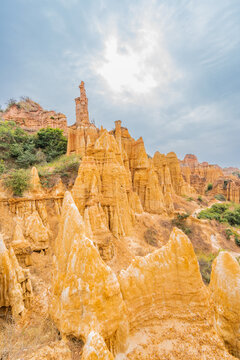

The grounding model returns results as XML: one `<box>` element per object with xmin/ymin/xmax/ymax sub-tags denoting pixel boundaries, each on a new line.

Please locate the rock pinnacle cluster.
<box><xmin>0</xmin><ymin>82</ymin><xmax>240</xmax><ymax>359</ymax></box>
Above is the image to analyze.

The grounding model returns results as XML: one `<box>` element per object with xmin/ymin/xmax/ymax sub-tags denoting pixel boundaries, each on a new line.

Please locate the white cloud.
<box><xmin>91</xmin><ymin>5</ymin><xmax>182</xmax><ymax>102</ymax></box>
<box><xmin>44</xmin><ymin>9</ymin><xmax>66</xmax><ymax>34</ymax></box>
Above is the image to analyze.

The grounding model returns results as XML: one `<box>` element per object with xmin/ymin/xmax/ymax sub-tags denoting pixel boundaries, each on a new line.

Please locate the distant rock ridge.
<box><xmin>2</xmin><ymin>98</ymin><xmax>67</xmax><ymax>135</ymax></box>
<box><xmin>181</xmin><ymin>154</ymin><xmax>240</xmax><ymax>201</ymax></box>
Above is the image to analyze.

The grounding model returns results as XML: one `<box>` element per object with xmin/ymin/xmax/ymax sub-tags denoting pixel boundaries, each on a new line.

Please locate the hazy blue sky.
<box><xmin>1</xmin><ymin>0</ymin><xmax>240</xmax><ymax>166</ymax></box>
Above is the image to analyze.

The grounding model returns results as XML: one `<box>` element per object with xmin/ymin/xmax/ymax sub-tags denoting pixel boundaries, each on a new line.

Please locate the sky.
<box><xmin>0</xmin><ymin>0</ymin><xmax>240</xmax><ymax>167</ymax></box>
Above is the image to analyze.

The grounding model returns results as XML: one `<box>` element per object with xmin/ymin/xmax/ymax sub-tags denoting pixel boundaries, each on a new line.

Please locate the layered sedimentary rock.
<box><xmin>181</xmin><ymin>154</ymin><xmax>240</xmax><ymax>202</ymax></box>
<box><xmin>50</xmin><ymin>192</ymin><xmax>128</xmax><ymax>353</ymax></box>
<box><xmin>166</xmin><ymin>152</ymin><xmax>195</xmax><ymax>196</ymax></box>
<box><xmin>210</xmin><ymin>251</ymin><xmax>240</xmax><ymax>358</ymax></box>
<box><xmin>153</xmin><ymin>151</ymin><xmax>175</xmax><ymax>211</ymax></box>
<box><xmin>212</xmin><ymin>177</ymin><xmax>240</xmax><ymax>203</ymax></box>
<box><xmin>2</xmin><ymin>99</ymin><xmax>67</xmax><ymax>135</ymax></box>
<box><xmin>112</xmin><ymin>122</ymin><xmax>174</xmax><ymax>213</ymax></box>
<box><xmin>119</xmin><ymin>227</ymin><xmax>209</xmax><ymax>330</ymax></box>
<box><xmin>181</xmin><ymin>154</ymin><xmax>224</xmax><ymax>194</ymax></box>
<box><xmin>0</xmin><ymin>235</ymin><xmax>32</xmax><ymax>317</ymax></box>
<box><xmin>11</xmin><ymin>223</ymin><xmax>32</xmax><ymax>266</ymax></box>
<box><xmin>72</xmin><ymin>130</ymin><xmax>140</xmax><ymax>243</ymax></box>
<box><xmin>50</xmin><ymin>199</ymin><xmax>235</xmax><ymax>359</ymax></box>
<box><xmin>223</xmin><ymin>167</ymin><xmax>240</xmax><ymax>176</ymax></box>
<box><xmin>67</xmin><ymin>86</ymin><xmax>200</xmax><ymax>216</ymax></box>
<box><xmin>0</xmin><ymin>167</ymin><xmax>63</xmax><ymax>251</ymax></box>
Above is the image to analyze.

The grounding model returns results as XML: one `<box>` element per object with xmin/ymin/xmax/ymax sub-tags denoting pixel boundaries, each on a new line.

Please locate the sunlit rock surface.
<box><xmin>0</xmin><ymin>235</ymin><xmax>32</xmax><ymax>317</ymax></box>
<box><xmin>210</xmin><ymin>251</ymin><xmax>240</xmax><ymax>358</ymax></box>
<box><xmin>50</xmin><ymin>192</ymin><xmax>128</xmax><ymax>354</ymax></box>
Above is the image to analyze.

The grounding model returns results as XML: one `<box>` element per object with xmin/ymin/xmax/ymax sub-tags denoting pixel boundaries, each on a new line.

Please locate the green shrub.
<box><xmin>172</xmin><ymin>213</ymin><xmax>191</xmax><ymax>236</ymax></box>
<box><xmin>0</xmin><ymin>121</ymin><xmax>66</xmax><ymax>171</ymax></box>
<box><xmin>4</xmin><ymin>169</ymin><xmax>30</xmax><ymax>196</ymax></box>
<box><xmin>233</xmin><ymin>171</ymin><xmax>240</xmax><ymax>179</ymax></box>
<box><xmin>214</xmin><ymin>194</ymin><xmax>226</xmax><ymax>201</ymax></box>
<box><xmin>198</xmin><ymin>202</ymin><xmax>240</xmax><ymax>227</ymax></box>
<box><xmin>0</xmin><ymin>160</ymin><xmax>5</xmax><ymax>175</ymax></box>
<box><xmin>235</xmin><ymin>234</ymin><xmax>240</xmax><ymax>246</ymax></box>
<box><xmin>225</xmin><ymin>228</ymin><xmax>233</xmax><ymax>240</ymax></box>
<box><xmin>35</xmin><ymin>128</ymin><xmax>67</xmax><ymax>162</ymax></box>
<box><xmin>177</xmin><ymin>213</ymin><xmax>189</xmax><ymax>221</ymax></box>
<box><xmin>223</xmin><ymin>180</ymin><xmax>229</xmax><ymax>190</ymax></box>
<box><xmin>206</xmin><ymin>183</ymin><xmax>213</xmax><ymax>192</ymax></box>
<box><xmin>187</xmin><ymin>197</ymin><xmax>193</xmax><ymax>202</ymax></box>
<box><xmin>197</xmin><ymin>196</ymin><xmax>203</xmax><ymax>202</ymax></box>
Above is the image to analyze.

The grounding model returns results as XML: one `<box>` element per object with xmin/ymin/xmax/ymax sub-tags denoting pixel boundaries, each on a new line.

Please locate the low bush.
<box><xmin>3</xmin><ymin>169</ymin><xmax>30</xmax><ymax>196</ymax></box>
<box><xmin>144</xmin><ymin>227</ymin><xmax>158</xmax><ymax>247</ymax></box>
<box><xmin>225</xmin><ymin>228</ymin><xmax>233</xmax><ymax>240</ymax></box>
<box><xmin>197</xmin><ymin>196</ymin><xmax>203</xmax><ymax>202</ymax></box>
<box><xmin>206</xmin><ymin>183</ymin><xmax>213</xmax><ymax>192</ymax></box>
<box><xmin>235</xmin><ymin>234</ymin><xmax>240</xmax><ymax>246</ymax></box>
<box><xmin>172</xmin><ymin>213</ymin><xmax>191</xmax><ymax>236</ymax></box>
<box><xmin>35</xmin><ymin>128</ymin><xmax>67</xmax><ymax>162</ymax></box>
<box><xmin>37</xmin><ymin>154</ymin><xmax>81</xmax><ymax>188</ymax></box>
<box><xmin>214</xmin><ymin>194</ymin><xmax>226</xmax><ymax>201</ymax></box>
<box><xmin>198</xmin><ymin>202</ymin><xmax>240</xmax><ymax>227</ymax></box>
<box><xmin>0</xmin><ymin>160</ymin><xmax>5</xmax><ymax>175</ymax></box>
<box><xmin>0</xmin><ymin>121</ymin><xmax>67</xmax><ymax>170</ymax></box>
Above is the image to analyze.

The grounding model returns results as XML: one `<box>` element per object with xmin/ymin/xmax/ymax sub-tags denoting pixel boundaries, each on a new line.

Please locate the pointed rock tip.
<box><xmin>169</xmin><ymin>227</ymin><xmax>192</xmax><ymax>248</ymax></box>
<box><xmin>214</xmin><ymin>251</ymin><xmax>240</xmax><ymax>275</ymax></box>
<box><xmin>31</xmin><ymin>166</ymin><xmax>39</xmax><ymax>176</ymax></box>
<box><xmin>167</xmin><ymin>151</ymin><xmax>177</xmax><ymax>158</ymax></box>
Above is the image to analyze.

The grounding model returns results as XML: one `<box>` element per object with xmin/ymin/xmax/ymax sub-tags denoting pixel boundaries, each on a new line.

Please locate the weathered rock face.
<box><xmin>181</xmin><ymin>154</ymin><xmax>224</xmax><ymax>194</ymax></box>
<box><xmin>166</xmin><ymin>152</ymin><xmax>194</xmax><ymax>196</ymax></box>
<box><xmin>0</xmin><ymin>235</ymin><xmax>32</xmax><ymax>317</ymax></box>
<box><xmin>0</xmin><ymin>167</ymin><xmax>63</xmax><ymax>252</ymax></box>
<box><xmin>50</xmin><ymin>202</ymin><xmax>235</xmax><ymax>359</ymax></box>
<box><xmin>153</xmin><ymin>151</ymin><xmax>175</xmax><ymax>211</ymax></box>
<box><xmin>181</xmin><ymin>154</ymin><xmax>240</xmax><ymax>202</ymax></box>
<box><xmin>50</xmin><ymin>192</ymin><xmax>128</xmax><ymax>353</ymax></box>
<box><xmin>111</xmin><ymin>122</ymin><xmax>174</xmax><ymax>214</ymax></box>
<box><xmin>212</xmin><ymin>177</ymin><xmax>240</xmax><ymax>203</ymax></box>
<box><xmin>81</xmin><ymin>332</ymin><xmax>114</xmax><ymax>360</ymax></box>
<box><xmin>2</xmin><ymin>99</ymin><xmax>67</xmax><ymax>135</ymax></box>
<box><xmin>182</xmin><ymin>154</ymin><xmax>199</xmax><ymax>167</ymax></box>
<box><xmin>72</xmin><ymin>131</ymin><xmax>139</xmax><ymax>243</ymax></box>
<box><xmin>223</xmin><ymin>167</ymin><xmax>240</xmax><ymax>176</ymax></box>
<box><xmin>210</xmin><ymin>251</ymin><xmax>240</xmax><ymax>358</ymax></box>
<box><xmin>19</xmin><ymin>341</ymin><xmax>72</xmax><ymax>360</ymax></box>
<box><xmin>11</xmin><ymin>223</ymin><xmax>32</xmax><ymax>267</ymax></box>
<box><xmin>118</xmin><ymin>227</ymin><xmax>209</xmax><ymax>331</ymax></box>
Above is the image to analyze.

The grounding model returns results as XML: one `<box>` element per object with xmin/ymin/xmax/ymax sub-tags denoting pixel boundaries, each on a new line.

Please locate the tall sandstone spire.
<box><xmin>67</xmin><ymin>82</ymin><xmax>99</xmax><ymax>156</ymax></box>
<box><xmin>75</xmin><ymin>81</ymin><xmax>90</xmax><ymax>126</ymax></box>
